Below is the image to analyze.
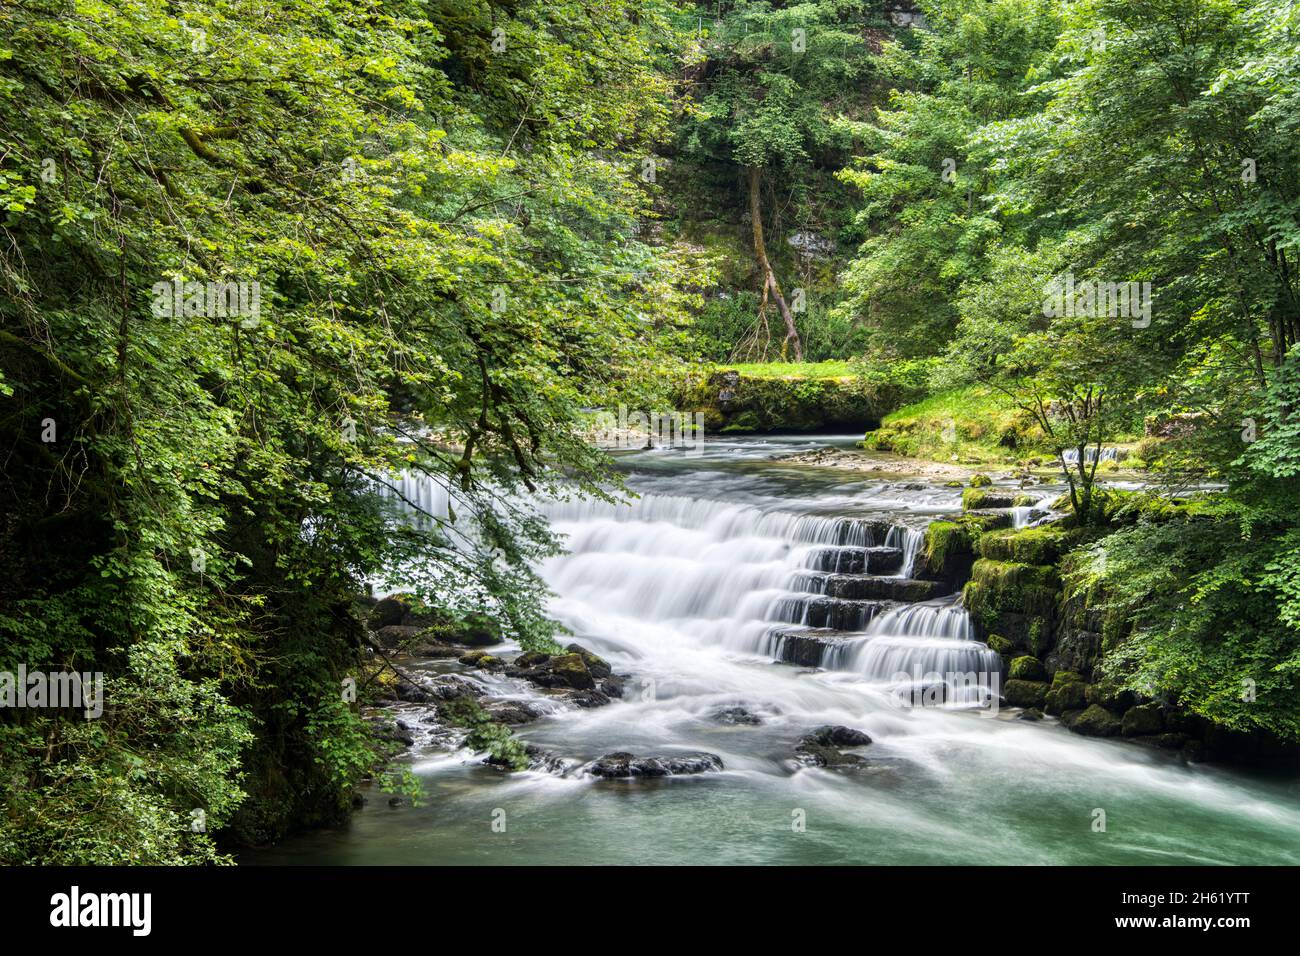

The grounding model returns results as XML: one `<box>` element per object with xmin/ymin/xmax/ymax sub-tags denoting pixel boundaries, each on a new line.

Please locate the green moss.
<box><xmin>922</xmin><ymin>520</ymin><xmax>970</xmax><ymax>573</ymax></box>
<box><xmin>962</xmin><ymin>487</ymin><xmax>1017</xmax><ymax>510</ymax></box>
<box><xmin>674</xmin><ymin>367</ymin><xmax>904</xmax><ymax>432</ymax></box>
<box><xmin>1004</xmin><ymin>679</ymin><xmax>1049</xmax><ymax>709</ymax></box>
<box><xmin>969</xmin><ymin>473</ymin><xmax>992</xmax><ymax>487</ymax></box>
<box><xmin>976</xmin><ymin>526</ymin><xmax>1079</xmax><ymax>564</ymax></box>
<box><xmin>1044</xmin><ymin>675</ymin><xmax>1088</xmax><ymax>715</ymax></box>
<box><xmin>963</xmin><ymin>559</ymin><xmax>1062</xmax><ymax>617</ymax></box>
<box><xmin>1009</xmin><ymin>655</ymin><xmax>1047</xmax><ymax>681</ymax></box>
<box><xmin>986</xmin><ymin>634</ymin><xmax>1013</xmax><ymax>656</ymax></box>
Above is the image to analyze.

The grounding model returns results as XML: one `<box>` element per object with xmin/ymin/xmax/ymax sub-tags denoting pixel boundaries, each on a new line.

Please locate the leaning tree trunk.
<box><xmin>748</xmin><ymin>167</ymin><xmax>803</xmax><ymax>362</ymax></box>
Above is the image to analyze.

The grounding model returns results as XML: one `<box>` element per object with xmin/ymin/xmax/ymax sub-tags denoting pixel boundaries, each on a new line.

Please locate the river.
<box><xmin>248</xmin><ymin>435</ymin><xmax>1300</xmax><ymax>865</ymax></box>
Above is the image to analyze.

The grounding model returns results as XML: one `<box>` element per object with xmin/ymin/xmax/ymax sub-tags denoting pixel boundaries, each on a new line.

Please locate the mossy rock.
<box><xmin>1084</xmin><ymin>680</ymin><xmax>1136</xmax><ymax>712</ymax></box>
<box><xmin>1121</xmin><ymin>704</ymin><xmax>1164</xmax><ymax>737</ymax></box>
<box><xmin>962</xmin><ymin>487</ymin><xmax>1017</xmax><ymax>510</ymax></box>
<box><xmin>1044</xmin><ymin>674</ymin><xmax>1088</xmax><ymax>715</ymax></box>
<box><xmin>962</xmin><ymin>560</ymin><xmax>1061</xmax><ymax>618</ymax></box>
<box><xmin>921</xmin><ymin>520</ymin><xmax>971</xmax><ymax>573</ymax></box>
<box><xmin>1012</xmin><ymin>493</ymin><xmax>1038</xmax><ymax>507</ymax></box>
<box><xmin>1009</xmin><ymin>655</ymin><xmax>1047</xmax><ymax>681</ymax></box>
<box><xmin>986</xmin><ymin>634</ymin><xmax>1013</xmax><ymax>656</ymax></box>
<box><xmin>547</xmin><ymin>653</ymin><xmax>596</xmax><ymax>690</ymax></box>
<box><xmin>674</xmin><ymin>369</ymin><xmax>902</xmax><ymax>433</ymax></box>
<box><xmin>969</xmin><ymin>473</ymin><xmax>992</xmax><ymax>487</ymax></box>
<box><xmin>1069</xmin><ymin>704</ymin><xmax>1122</xmax><ymax>737</ymax></box>
<box><xmin>962</xmin><ymin>511</ymin><xmax>1014</xmax><ymax>531</ymax></box>
<box><xmin>975</xmin><ymin>526</ymin><xmax>1077</xmax><ymax>564</ymax></box>
<box><xmin>1004</xmin><ymin>679</ymin><xmax>1049</xmax><ymax>709</ymax></box>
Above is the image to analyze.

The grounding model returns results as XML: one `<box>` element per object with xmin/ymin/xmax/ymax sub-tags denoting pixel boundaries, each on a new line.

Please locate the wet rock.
<box><xmin>1008</xmin><ymin>655</ymin><xmax>1047</xmax><ymax>681</ymax></box>
<box><xmin>486</xmin><ymin>699</ymin><xmax>544</xmax><ymax>725</ymax></box>
<box><xmin>712</xmin><ymin>706</ymin><xmax>762</xmax><ymax>725</ymax></box>
<box><xmin>566</xmin><ymin>643</ymin><xmax>612</xmax><ymax>678</ymax></box>
<box><xmin>795</xmin><ymin>725</ymin><xmax>872</xmax><ymax>768</ymax></box>
<box><xmin>566</xmin><ymin>688</ymin><xmax>612</xmax><ymax>708</ymax></box>
<box><xmin>426</xmin><ymin>674</ymin><xmax>485</xmax><ymax>701</ymax></box>
<box><xmin>598</xmin><ymin>675</ymin><xmax>625</xmax><ymax>699</ymax></box>
<box><xmin>587</xmin><ymin>751</ymin><xmax>724</xmax><ymax>779</ymax></box>
<box><xmin>506</xmin><ymin>646</ymin><xmax>610</xmax><ymax>691</ymax></box>
<box><xmin>1004</xmin><ymin>679</ymin><xmax>1049</xmax><ymax>709</ymax></box>
<box><xmin>394</xmin><ymin>681</ymin><xmax>432</xmax><ymax>704</ymax></box>
<box><xmin>1069</xmin><ymin>704</ymin><xmax>1122</xmax><ymax>737</ymax></box>
<box><xmin>458</xmin><ymin>650</ymin><xmax>506</xmax><ymax>669</ymax></box>
<box><xmin>1121</xmin><ymin>703</ymin><xmax>1164</xmax><ymax>737</ymax></box>
<box><xmin>804</xmin><ymin>725</ymin><xmax>873</xmax><ymax>747</ymax></box>
<box><xmin>368</xmin><ymin>596</ymin><xmax>410</xmax><ymax>630</ymax></box>
<box><xmin>372</xmin><ymin>625</ymin><xmax>426</xmax><ymax>649</ymax></box>
<box><xmin>1045</xmin><ymin>628</ymin><xmax>1102</xmax><ymax>678</ymax></box>
<box><xmin>524</xmin><ymin>745</ymin><xmax>570</xmax><ymax>775</ymax></box>
<box><xmin>410</xmin><ymin>641</ymin><xmax>460</xmax><ymax>658</ymax></box>
<box><xmin>1018</xmin><ymin>707</ymin><xmax>1044</xmax><ymax>721</ymax></box>
<box><xmin>795</xmin><ymin>745</ymin><xmax>867</xmax><ymax>769</ymax></box>
<box><xmin>1044</xmin><ymin>672</ymin><xmax>1087</xmax><ymax>715</ymax></box>
<box><xmin>365</xmin><ymin>716</ymin><xmax>415</xmax><ymax>747</ymax></box>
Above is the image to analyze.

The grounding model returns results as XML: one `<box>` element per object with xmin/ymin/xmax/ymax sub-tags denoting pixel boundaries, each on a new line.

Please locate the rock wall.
<box><xmin>672</xmin><ymin>369</ymin><xmax>908</xmax><ymax>433</ymax></box>
<box><xmin>923</xmin><ymin>507</ymin><xmax>1299</xmax><ymax>765</ymax></box>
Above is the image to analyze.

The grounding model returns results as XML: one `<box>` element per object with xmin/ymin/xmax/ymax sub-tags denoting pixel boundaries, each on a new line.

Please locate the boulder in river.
<box><xmin>486</xmin><ymin>699</ymin><xmax>545</xmax><ymax>725</ymax></box>
<box><xmin>586</xmin><ymin>751</ymin><xmax>724</xmax><ymax>779</ymax></box>
<box><xmin>795</xmin><ymin>725</ymin><xmax>872</xmax><ymax>768</ymax></box>
<box><xmin>712</xmin><ymin>706</ymin><xmax>763</xmax><ymax>725</ymax></box>
<box><xmin>504</xmin><ymin>643</ymin><xmax>615</xmax><ymax>695</ymax></box>
<box><xmin>1069</xmin><ymin>704</ymin><xmax>1122</xmax><ymax>737</ymax></box>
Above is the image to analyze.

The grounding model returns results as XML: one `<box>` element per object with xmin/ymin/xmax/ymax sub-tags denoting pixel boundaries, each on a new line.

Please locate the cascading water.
<box><xmin>540</xmin><ymin>489</ymin><xmax>994</xmax><ymax>708</ymax></box>
<box><xmin>251</xmin><ymin>434</ymin><xmax>1300</xmax><ymax>866</ymax></box>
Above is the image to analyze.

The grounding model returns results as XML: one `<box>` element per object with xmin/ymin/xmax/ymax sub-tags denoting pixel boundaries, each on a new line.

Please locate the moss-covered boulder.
<box><xmin>969</xmin><ymin>473</ymin><xmax>992</xmax><ymax>487</ymax></box>
<box><xmin>917</xmin><ymin>520</ymin><xmax>972</xmax><ymax>583</ymax></box>
<box><xmin>962</xmin><ymin>560</ymin><xmax>1061</xmax><ymax>621</ymax></box>
<box><xmin>986</xmin><ymin>634</ymin><xmax>1013</xmax><ymax>657</ymax></box>
<box><xmin>1121</xmin><ymin>704</ymin><xmax>1164</xmax><ymax>737</ymax></box>
<box><xmin>673</xmin><ymin>368</ymin><xmax>904</xmax><ymax>433</ymax></box>
<box><xmin>962</xmin><ymin>487</ymin><xmax>1018</xmax><ymax>510</ymax></box>
<box><xmin>975</xmin><ymin>526</ymin><xmax>1078</xmax><ymax>565</ymax></box>
<box><xmin>1004</xmin><ymin>679</ymin><xmax>1049</xmax><ymax>709</ymax></box>
<box><xmin>1009</xmin><ymin>655</ymin><xmax>1047</xmax><ymax>681</ymax></box>
<box><xmin>1070</xmin><ymin>704</ymin><xmax>1123</xmax><ymax>737</ymax></box>
<box><xmin>1085</xmin><ymin>680</ymin><xmax>1136</xmax><ymax>712</ymax></box>
<box><xmin>1044</xmin><ymin>671</ymin><xmax>1088</xmax><ymax>715</ymax></box>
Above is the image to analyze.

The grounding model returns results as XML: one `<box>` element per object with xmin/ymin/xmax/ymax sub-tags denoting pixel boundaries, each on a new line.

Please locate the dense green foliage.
<box><xmin>0</xmin><ymin>0</ymin><xmax>705</xmax><ymax>861</ymax></box>
<box><xmin>838</xmin><ymin>0</ymin><xmax>1300</xmax><ymax>740</ymax></box>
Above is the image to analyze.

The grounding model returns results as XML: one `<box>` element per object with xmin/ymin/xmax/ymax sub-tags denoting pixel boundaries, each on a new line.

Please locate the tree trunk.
<box><xmin>748</xmin><ymin>167</ymin><xmax>802</xmax><ymax>362</ymax></box>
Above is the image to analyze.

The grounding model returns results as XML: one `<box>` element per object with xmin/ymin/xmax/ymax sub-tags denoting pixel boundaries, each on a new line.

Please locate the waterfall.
<box><xmin>371</xmin><ymin>469</ymin><xmax>454</xmax><ymax>528</ymax></box>
<box><xmin>540</xmin><ymin>488</ymin><xmax>997</xmax><ymax>707</ymax></box>
<box><xmin>1060</xmin><ymin>446</ymin><xmax>1125</xmax><ymax>465</ymax></box>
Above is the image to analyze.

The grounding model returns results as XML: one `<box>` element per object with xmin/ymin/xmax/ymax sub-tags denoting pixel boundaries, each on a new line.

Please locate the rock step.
<box><xmin>803</xmin><ymin>545</ymin><xmax>905</xmax><ymax>575</ymax></box>
<box><xmin>765</xmin><ymin>627</ymin><xmax>865</xmax><ymax>668</ymax></box>
<box><xmin>768</xmin><ymin>595</ymin><xmax>899</xmax><ymax>632</ymax></box>
<box><xmin>790</xmin><ymin>573</ymin><xmax>951</xmax><ymax>603</ymax></box>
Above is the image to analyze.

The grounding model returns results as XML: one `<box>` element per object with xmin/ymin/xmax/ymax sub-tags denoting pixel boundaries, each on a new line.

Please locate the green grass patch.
<box><xmin>861</xmin><ymin>385</ymin><xmax>1048</xmax><ymax>464</ymax></box>
<box><xmin>721</xmin><ymin>360</ymin><xmax>861</xmax><ymax>380</ymax></box>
